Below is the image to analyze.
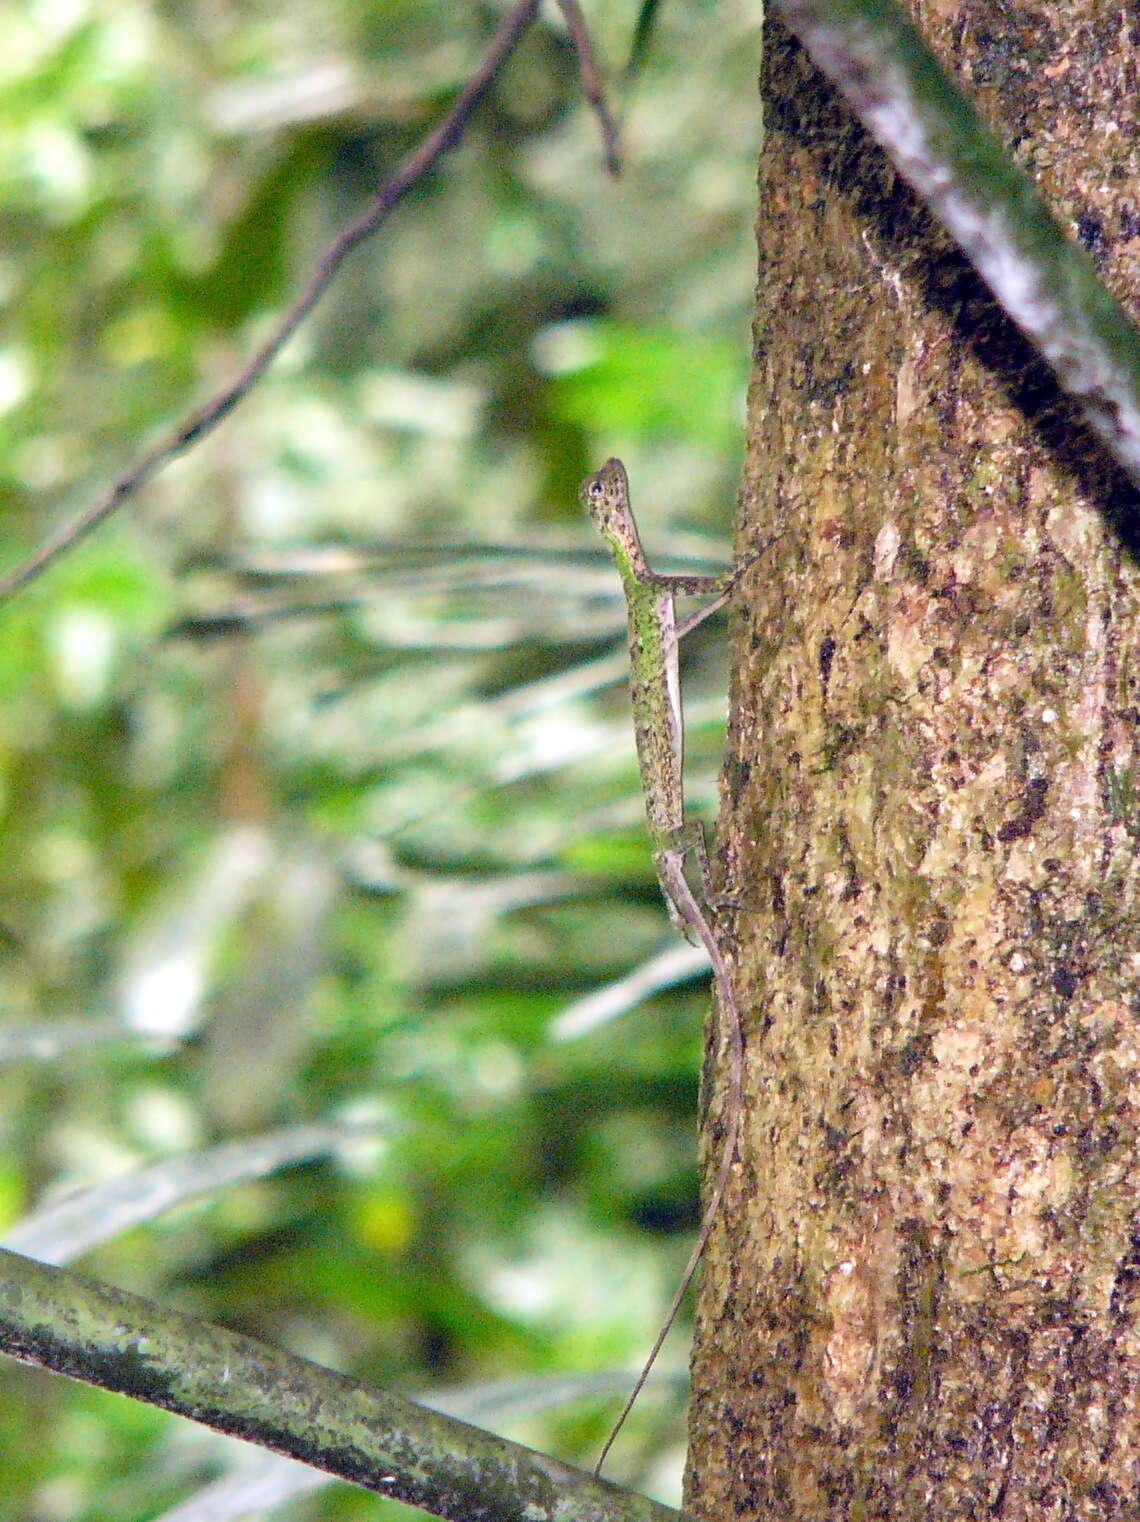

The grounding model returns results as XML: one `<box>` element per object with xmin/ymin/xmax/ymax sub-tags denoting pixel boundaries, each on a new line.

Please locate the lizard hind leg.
<box><xmin>675</xmin><ymin>819</ymin><xmax>762</xmax><ymax>935</ymax></box>
<box><xmin>653</xmin><ymin>844</ymin><xmax>704</xmax><ymax>945</ymax></box>
<box><xmin>653</xmin><ymin>820</ymin><xmax>721</xmax><ymax>946</ymax></box>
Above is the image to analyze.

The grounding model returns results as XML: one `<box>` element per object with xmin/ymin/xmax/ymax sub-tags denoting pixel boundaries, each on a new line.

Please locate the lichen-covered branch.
<box><xmin>771</xmin><ymin>0</ymin><xmax>1140</xmax><ymax>488</ymax></box>
<box><xmin>0</xmin><ymin>1249</ymin><xmax>681</xmax><ymax>1522</ymax></box>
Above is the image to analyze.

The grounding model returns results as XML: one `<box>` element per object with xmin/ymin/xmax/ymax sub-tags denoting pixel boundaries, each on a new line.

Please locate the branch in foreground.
<box><xmin>0</xmin><ymin>1248</ymin><xmax>681</xmax><ymax>1522</ymax></box>
<box><xmin>771</xmin><ymin>0</ymin><xmax>1140</xmax><ymax>490</ymax></box>
<box><xmin>0</xmin><ymin>1</ymin><xmax>547</xmax><ymax>602</ymax></box>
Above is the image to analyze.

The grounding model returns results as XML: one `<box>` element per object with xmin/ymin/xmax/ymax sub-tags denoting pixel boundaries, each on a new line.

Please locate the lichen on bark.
<box><xmin>688</xmin><ymin>5</ymin><xmax>1140</xmax><ymax>1517</ymax></box>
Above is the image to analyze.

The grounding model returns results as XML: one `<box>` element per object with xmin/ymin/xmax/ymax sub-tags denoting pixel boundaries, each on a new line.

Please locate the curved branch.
<box><xmin>772</xmin><ymin>0</ymin><xmax>1140</xmax><ymax>489</ymax></box>
<box><xmin>0</xmin><ymin>0</ymin><xmax>544</xmax><ymax>602</ymax></box>
<box><xmin>0</xmin><ymin>1248</ymin><xmax>682</xmax><ymax>1522</ymax></box>
<box><xmin>556</xmin><ymin>0</ymin><xmax>621</xmax><ymax>174</ymax></box>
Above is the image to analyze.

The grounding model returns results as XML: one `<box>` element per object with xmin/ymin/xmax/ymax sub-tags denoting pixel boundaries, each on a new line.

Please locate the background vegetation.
<box><xmin>0</xmin><ymin>2</ymin><xmax>763</xmax><ymax>1516</ymax></box>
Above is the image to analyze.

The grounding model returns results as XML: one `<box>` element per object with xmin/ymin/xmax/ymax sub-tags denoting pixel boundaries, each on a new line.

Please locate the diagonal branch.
<box><xmin>556</xmin><ymin>0</ymin><xmax>621</xmax><ymax>175</ymax></box>
<box><xmin>0</xmin><ymin>1</ymin><xmax>548</xmax><ymax>602</ymax></box>
<box><xmin>0</xmin><ymin>1248</ymin><xmax>681</xmax><ymax>1522</ymax></box>
<box><xmin>770</xmin><ymin>0</ymin><xmax>1140</xmax><ymax>491</ymax></box>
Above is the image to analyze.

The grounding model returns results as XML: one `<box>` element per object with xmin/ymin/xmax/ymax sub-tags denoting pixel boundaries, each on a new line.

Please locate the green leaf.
<box><xmin>549</xmin><ymin>321</ymin><xmax>747</xmax><ymax>453</ymax></box>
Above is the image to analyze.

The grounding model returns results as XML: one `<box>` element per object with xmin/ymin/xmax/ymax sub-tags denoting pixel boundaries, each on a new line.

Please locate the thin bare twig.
<box><xmin>0</xmin><ymin>0</ymin><xmax>543</xmax><ymax>603</ymax></box>
<box><xmin>556</xmin><ymin>0</ymin><xmax>621</xmax><ymax>175</ymax></box>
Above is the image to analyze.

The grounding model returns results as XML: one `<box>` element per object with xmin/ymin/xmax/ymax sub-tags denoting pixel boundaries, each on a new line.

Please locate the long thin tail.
<box><xmin>593</xmin><ymin>960</ymin><xmax>743</xmax><ymax>1475</ymax></box>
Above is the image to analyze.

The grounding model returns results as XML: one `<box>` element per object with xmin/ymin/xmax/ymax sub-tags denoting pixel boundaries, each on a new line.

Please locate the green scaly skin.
<box><xmin>580</xmin><ymin>457</ymin><xmax>745</xmax><ymax>1475</ymax></box>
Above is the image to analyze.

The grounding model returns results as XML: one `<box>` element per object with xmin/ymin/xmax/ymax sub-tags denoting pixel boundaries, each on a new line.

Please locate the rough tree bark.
<box><xmin>690</xmin><ymin>4</ymin><xmax>1140</xmax><ymax>1517</ymax></box>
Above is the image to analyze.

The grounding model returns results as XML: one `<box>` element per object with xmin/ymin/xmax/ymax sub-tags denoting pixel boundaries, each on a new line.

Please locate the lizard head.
<box><xmin>579</xmin><ymin>456</ymin><xmax>633</xmax><ymax>541</ymax></box>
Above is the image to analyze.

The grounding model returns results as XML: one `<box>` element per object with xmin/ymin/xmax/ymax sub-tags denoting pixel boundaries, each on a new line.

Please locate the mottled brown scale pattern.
<box><xmin>579</xmin><ymin>456</ymin><xmax>746</xmax><ymax>1475</ymax></box>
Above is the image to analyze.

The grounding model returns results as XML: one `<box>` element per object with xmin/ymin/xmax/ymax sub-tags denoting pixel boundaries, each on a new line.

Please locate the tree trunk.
<box><xmin>689</xmin><ymin>4</ymin><xmax>1140</xmax><ymax>1516</ymax></box>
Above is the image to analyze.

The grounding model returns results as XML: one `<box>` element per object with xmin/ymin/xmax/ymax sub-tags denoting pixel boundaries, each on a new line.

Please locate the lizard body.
<box><xmin>580</xmin><ymin>457</ymin><xmax>745</xmax><ymax>1474</ymax></box>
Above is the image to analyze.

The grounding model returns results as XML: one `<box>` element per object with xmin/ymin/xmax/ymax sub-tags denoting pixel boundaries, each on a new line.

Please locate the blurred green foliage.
<box><xmin>0</xmin><ymin>0</ymin><xmax>761</xmax><ymax>1516</ymax></box>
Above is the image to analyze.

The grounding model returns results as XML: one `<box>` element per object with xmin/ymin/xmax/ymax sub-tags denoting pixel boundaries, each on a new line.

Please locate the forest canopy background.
<box><xmin>0</xmin><ymin>2</ymin><xmax>763</xmax><ymax>1517</ymax></box>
